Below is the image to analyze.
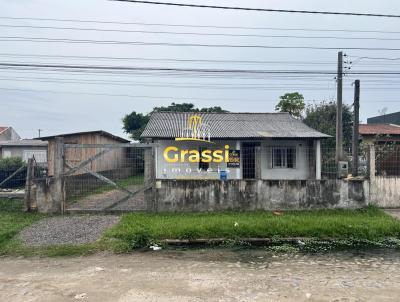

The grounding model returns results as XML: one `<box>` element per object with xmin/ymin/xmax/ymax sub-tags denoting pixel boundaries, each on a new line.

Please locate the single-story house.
<box><xmin>38</xmin><ymin>130</ymin><xmax>130</xmax><ymax>175</ymax></box>
<box><xmin>0</xmin><ymin>126</ymin><xmax>21</xmax><ymax>141</ymax></box>
<box><xmin>0</xmin><ymin>139</ymin><xmax>48</xmax><ymax>163</ymax></box>
<box><xmin>141</xmin><ymin>112</ymin><xmax>329</xmax><ymax>180</ymax></box>
<box><xmin>359</xmin><ymin>124</ymin><xmax>400</xmax><ymax>143</ymax></box>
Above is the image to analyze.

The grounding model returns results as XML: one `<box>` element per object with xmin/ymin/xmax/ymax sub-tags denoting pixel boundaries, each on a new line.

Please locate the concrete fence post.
<box><xmin>24</xmin><ymin>157</ymin><xmax>34</xmax><ymax>212</ymax></box>
<box><xmin>144</xmin><ymin>145</ymin><xmax>156</xmax><ymax>211</ymax></box>
<box><xmin>369</xmin><ymin>143</ymin><xmax>376</xmax><ymax>181</ymax></box>
<box><xmin>315</xmin><ymin>140</ymin><xmax>321</xmax><ymax>180</ymax></box>
<box><xmin>53</xmin><ymin>137</ymin><xmax>65</xmax><ymax>214</ymax></box>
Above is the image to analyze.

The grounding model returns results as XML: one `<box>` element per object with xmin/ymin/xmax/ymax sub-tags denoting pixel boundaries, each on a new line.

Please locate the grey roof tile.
<box><xmin>141</xmin><ymin>112</ymin><xmax>330</xmax><ymax>139</ymax></box>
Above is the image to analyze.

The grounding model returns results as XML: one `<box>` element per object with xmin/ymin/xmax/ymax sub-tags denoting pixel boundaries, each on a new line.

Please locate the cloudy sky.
<box><xmin>1</xmin><ymin>0</ymin><xmax>399</xmax><ymax>140</ymax></box>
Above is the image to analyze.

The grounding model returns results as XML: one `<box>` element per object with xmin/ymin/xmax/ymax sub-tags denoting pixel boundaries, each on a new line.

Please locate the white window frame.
<box><xmin>272</xmin><ymin>147</ymin><xmax>296</xmax><ymax>169</ymax></box>
<box><xmin>22</xmin><ymin>150</ymin><xmax>47</xmax><ymax>163</ymax></box>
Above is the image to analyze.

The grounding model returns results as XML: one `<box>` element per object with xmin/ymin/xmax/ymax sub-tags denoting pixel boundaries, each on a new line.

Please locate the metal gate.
<box><xmin>62</xmin><ymin>143</ymin><xmax>153</xmax><ymax>213</ymax></box>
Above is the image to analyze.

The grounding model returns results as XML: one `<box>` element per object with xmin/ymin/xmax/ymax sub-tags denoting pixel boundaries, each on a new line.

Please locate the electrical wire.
<box><xmin>2</xmin><ymin>36</ymin><xmax>400</xmax><ymax>51</ymax></box>
<box><xmin>1</xmin><ymin>62</ymin><xmax>399</xmax><ymax>75</ymax></box>
<box><xmin>110</xmin><ymin>0</ymin><xmax>400</xmax><ymax>18</ymax></box>
<box><xmin>1</xmin><ymin>87</ymin><xmax>398</xmax><ymax>102</ymax></box>
<box><xmin>0</xmin><ymin>16</ymin><xmax>399</xmax><ymax>34</ymax></box>
<box><xmin>1</xmin><ymin>24</ymin><xmax>399</xmax><ymax>41</ymax></box>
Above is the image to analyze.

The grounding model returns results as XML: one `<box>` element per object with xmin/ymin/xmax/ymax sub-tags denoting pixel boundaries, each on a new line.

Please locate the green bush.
<box><xmin>0</xmin><ymin>157</ymin><xmax>25</xmax><ymax>170</ymax></box>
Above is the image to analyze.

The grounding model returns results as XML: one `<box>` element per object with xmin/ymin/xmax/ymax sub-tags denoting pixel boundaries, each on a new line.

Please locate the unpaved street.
<box><xmin>1</xmin><ymin>249</ymin><xmax>400</xmax><ymax>302</ymax></box>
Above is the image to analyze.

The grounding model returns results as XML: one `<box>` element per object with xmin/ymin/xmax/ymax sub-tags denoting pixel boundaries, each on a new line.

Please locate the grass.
<box><xmin>105</xmin><ymin>207</ymin><xmax>400</xmax><ymax>249</ymax></box>
<box><xmin>0</xmin><ymin>198</ymin><xmax>43</xmax><ymax>254</ymax></box>
<box><xmin>1</xmin><ymin>202</ymin><xmax>400</xmax><ymax>256</ymax></box>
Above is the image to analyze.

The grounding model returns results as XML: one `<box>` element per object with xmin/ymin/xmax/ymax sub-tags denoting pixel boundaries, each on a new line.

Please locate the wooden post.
<box><xmin>53</xmin><ymin>137</ymin><xmax>65</xmax><ymax>214</ymax></box>
<box><xmin>24</xmin><ymin>158</ymin><xmax>34</xmax><ymax>211</ymax></box>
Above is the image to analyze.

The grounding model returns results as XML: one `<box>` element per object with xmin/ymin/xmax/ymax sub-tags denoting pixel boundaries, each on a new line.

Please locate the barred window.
<box><xmin>272</xmin><ymin>147</ymin><xmax>296</xmax><ymax>168</ymax></box>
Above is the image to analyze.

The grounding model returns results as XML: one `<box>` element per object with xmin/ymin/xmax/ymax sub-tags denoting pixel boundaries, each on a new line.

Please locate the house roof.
<box><xmin>359</xmin><ymin>124</ymin><xmax>400</xmax><ymax>136</ymax></box>
<box><xmin>367</xmin><ymin>111</ymin><xmax>400</xmax><ymax>125</ymax></box>
<box><xmin>0</xmin><ymin>127</ymin><xmax>8</xmax><ymax>134</ymax></box>
<box><xmin>141</xmin><ymin>112</ymin><xmax>330</xmax><ymax>139</ymax></box>
<box><xmin>36</xmin><ymin>130</ymin><xmax>130</xmax><ymax>143</ymax></box>
<box><xmin>0</xmin><ymin>139</ymin><xmax>48</xmax><ymax>147</ymax></box>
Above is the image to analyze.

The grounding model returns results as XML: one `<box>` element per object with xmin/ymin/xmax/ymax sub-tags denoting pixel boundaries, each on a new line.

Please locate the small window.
<box><xmin>198</xmin><ymin>147</ymin><xmax>209</xmax><ymax>171</ymax></box>
<box><xmin>2</xmin><ymin>150</ymin><xmax>11</xmax><ymax>158</ymax></box>
<box><xmin>272</xmin><ymin>147</ymin><xmax>296</xmax><ymax>168</ymax></box>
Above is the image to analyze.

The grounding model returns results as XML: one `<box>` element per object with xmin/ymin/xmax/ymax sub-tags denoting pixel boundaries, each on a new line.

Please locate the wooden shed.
<box><xmin>38</xmin><ymin>130</ymin><xmax>130</xmax><ymax>176</ymax></box>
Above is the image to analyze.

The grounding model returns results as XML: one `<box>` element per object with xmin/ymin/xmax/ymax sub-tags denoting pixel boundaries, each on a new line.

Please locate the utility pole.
<box><xmin>38</xmin><ymin>129</ymin><xmax>43</xmax><ymax>138</ymax></box>
<box><xmin>352</xmin><ymin>80</ymin><xmax>360</xmax><ymax>176</ymax></box>
<box><xmin>336</xmin><ymin>51</ymin><xmax>343</xmax><ymax>163</ymax></box>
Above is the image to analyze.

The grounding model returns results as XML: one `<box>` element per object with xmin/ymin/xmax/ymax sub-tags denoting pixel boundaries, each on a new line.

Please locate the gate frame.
<box><xmin>52</xmin><ymin>137</ymin><xmax>155</xmax><ymax>214</ymax></box>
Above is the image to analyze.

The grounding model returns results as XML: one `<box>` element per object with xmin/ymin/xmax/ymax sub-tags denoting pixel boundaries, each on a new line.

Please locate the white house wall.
<box><xmin>156</xmin><ymin>139</ymin><xmax>237</xmax><ymax>180</ymax></box>
<box><xmin>260</xmin><ymin>139</ymin><xmax>311</xmax><ymax>180</ymax></box>
<box><xmin>155</xmin><ymin>139</ymin><xmax>315</xmax><ymax>180</ymax></box>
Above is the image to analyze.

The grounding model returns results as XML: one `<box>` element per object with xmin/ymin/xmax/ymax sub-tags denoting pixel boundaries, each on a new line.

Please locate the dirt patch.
<box><xmin>0</xmin><ymin>249</ymin><xmax>400</xmax><ymax>301</ymax></box>
<box><xmin>19</xmin><ymin>215</ymin><xmax>120</xmax><ymax>246</ymax></box>
<box><xmin>67</xmin><ymin>185</ymin><xmax>146</xmax><ymax>212</ymax></box>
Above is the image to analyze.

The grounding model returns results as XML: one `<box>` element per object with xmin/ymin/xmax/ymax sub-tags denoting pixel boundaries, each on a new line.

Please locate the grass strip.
<box><xmin>105</xmin><ymin>207</ymin><xmax>400</xmax><ymax>249</ymax></box>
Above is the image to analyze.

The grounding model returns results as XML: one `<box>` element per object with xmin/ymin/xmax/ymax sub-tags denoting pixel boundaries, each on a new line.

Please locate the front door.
<box><xmin>242</xmin><ymin>142</ymin><xmax>261</xmax><ymax>179</ymax></box>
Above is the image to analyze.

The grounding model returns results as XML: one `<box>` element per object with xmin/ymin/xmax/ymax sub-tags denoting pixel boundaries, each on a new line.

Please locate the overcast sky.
<box><xmin>1</xmin><ymin>0</ymin><xmax>399</xmax><ymax>140</ymax></box>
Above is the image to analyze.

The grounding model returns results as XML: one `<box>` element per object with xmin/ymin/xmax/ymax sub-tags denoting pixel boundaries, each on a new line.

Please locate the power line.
<box><xmin>0</xmin><ymin>53</ymin><xmax>339</xmax><ymax>65</ymax></box>
<box><xmin>2</xmin><ymin>54</ymin><xmax>400</xmax><ymax>68</ymax></box>
<box><xmin>2</xmin><ymin>76</ymin><xmax>399</xmax><ymax>90</ymax></box>
<box><xmin>0</xmin><ymin>16</ymin><xmax>399</xmax><ymax>34</ymax></box>
<box><xmin>1</xmin><ymin>24</ymin><xmax>399</xmax><ymax>41</ymax></box>
<box><xmin>111</xmin><ymin>0</ymin><xmax>400</xmax><ymax>18</ymax></box>
<box><xmin>1</xmin><ymin>87</ymin><xmax>397</xmax><ymax>102</ymax></box>
<box><xmin>2</xmin><ymin>36</ymin><xmax>400</xmax><ymax>51</ymax></box>
<box><xmin>2</xmin><ymin>62</ymin><xmax>400</xmax><ymax>75</ymax></box>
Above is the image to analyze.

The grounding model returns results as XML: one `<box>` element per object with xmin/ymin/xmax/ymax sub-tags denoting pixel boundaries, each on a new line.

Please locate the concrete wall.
<box><xmin>369</xmin><ymin>176</ymin><xmax>400</xmax><ymax>208</ymax></box>
<box><xmin>154</xmin><ymin>179</ymin><xmax>367</xmax><ymax>212</ymax></box>
<box><xmin>155</xmin><ymin>139</ymin><xmax>316</xmax><ymax>180</ymax></box>
<box><xmin>35</xmin><ymin>178</ymin><xmax>63</xmax><ymax>214</ymax></box>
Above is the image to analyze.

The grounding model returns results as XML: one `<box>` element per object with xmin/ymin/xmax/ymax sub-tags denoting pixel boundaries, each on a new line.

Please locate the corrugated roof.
<box><xmin>359</xmin><ymin>124</ymin><xmax>400</xmax><ymax>135</ymax></box>
<box><xmin>141</xmin><ymin>112</ymin><xmax>330</xmax><ymax>139</ymax></box>
<box><xmin>36</xmin><ymin>130</ymin><xmax>130</xmax><ymax>143</ymax></box>
<box><xmin>0</xmin><ymin>139</ymin><xmax>48</xmax><ymax>147</ymax></box>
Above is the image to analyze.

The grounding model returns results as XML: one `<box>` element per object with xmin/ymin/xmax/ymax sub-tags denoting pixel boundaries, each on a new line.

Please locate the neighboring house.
<box><xmin>141</xmin><ymin>112</ymin><xmax>329</xmax><ymax>180</ymax></box>
<box><xmin>0</xmin><ymin>126</ymin><xmax>21</xmax><ymax>141</ymax></box>
<box><xmin>38</xmin><ymin>130</ymin><xmax>130</xmax><ymax>175</ymax></box>
<box><xmin>359</xmin><ymin>123</ymin><xmax>400</xmax><ymax>176</ymax></box>
<box><xmin>367</xmin><ymin>111</ymin><xmax>400</xmax><ymax>125</ymax></box>
<box><xmin>0</xmin><ymin>140</ymin><xmax>48</xmax><ymax>163</ymax></box>
<box><xmin>359</xmin><ymin>124</ymin><xmax>400</xmax><ymax>143</ymax></box>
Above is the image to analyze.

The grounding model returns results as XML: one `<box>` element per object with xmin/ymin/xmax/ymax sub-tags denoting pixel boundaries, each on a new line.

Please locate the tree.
<box><xmin>122</xmin><ymin>112</ymin><xmax>149</xmax><ymax>142</ymax></box>
<box><xmin>275</xmin><ymin>92</ymin><xmax>305</xmax><ymax>118</ymax></box>
<box><xmin>122</xmin><ymin>102</ymin><xmax>228</xmax><ymax>141</ymax></box>
<box><xmin>303</xmin><ymin>101</ymin><xmax>353</xmax><ymax>150</ymax></box>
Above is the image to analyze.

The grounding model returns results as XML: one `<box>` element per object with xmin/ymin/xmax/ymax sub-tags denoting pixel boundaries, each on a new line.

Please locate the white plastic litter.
<box><xmin>150</xmin><ymin>245</ymin><xmax>162</xmax><ymax>251</ymax></box>
<box><xmin>74</xmin><ymin>293</ymin><xmax>87</xmax><ymax>300</ymax></box>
